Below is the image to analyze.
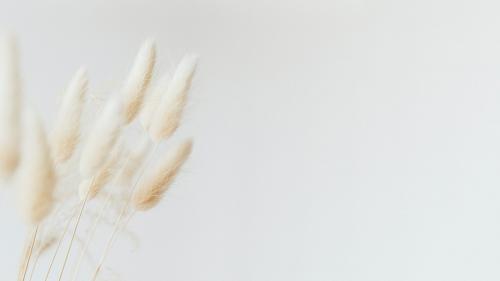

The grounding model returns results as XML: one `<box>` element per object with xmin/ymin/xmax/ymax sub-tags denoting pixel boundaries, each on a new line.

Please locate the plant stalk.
<box><xmin>20</xmin><ymin>225</ymin><xmax>39</xmax><ymax>281</ymax></box>
<box><xmin>90</xmin><ymin>143</ymin><xmax>159</xmax><ymax>281</ymax></box>
<box><xmin>43</xmin><ymin>208</ymin><xmax>76</xmax><ymax>281</ymax></box>
<box><xmin>56</xmin><ymin>177</ymin><xmax>95</xmax><ymax>281</ymax></box>
<box><xmin>70</xmin><ymin>191</ymin><xmax>112</xmax><ymax>281</ymax></box>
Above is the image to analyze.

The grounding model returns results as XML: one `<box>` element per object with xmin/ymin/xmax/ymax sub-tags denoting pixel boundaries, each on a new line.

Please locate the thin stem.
<box><xmin>20</xmin><ymin>225</ymin><xmax>39</xmax><ymax>281</ymax></box>
<box><xmin>30</xmin><ymin>198</ymin><xmax>76</xmax><ymax>280</ymax></box>
<box><xmin>27</xmin><ymin>229</ymin><xmax>43</xmax><ymax>281</ymax></box>
<box><xmin>57</xmin><ymin>177</ymin><xmax>95</xmax><ymax>281</ymax></box>
<box><xmin>71</xmin><ymin>140</ymin><xmax>140</xmax><ymax>281</ymax></box>
<box><xmin>44</xmin><ymin>209</ymin><xmax>76</xmax><ymax>281</ymax></box>
<box><xmin>70</xmin><ymin>192</ymin><xmax>112</xmax><ymax>281</ymax></box>
<box><xmin>27</xmin><ymin>249</ymin><xmax>40</xmax><ymax>281</ymax></box>
<box><xmin>18</xmin><ymin>236</ymin><xmax>30</xmax><ymax>281</ymax></box>
<box><xmin>32</xmin><ymin>202</ymin><xmax>71</xmax><ymax>281</ymax></box>
<box><xmin>90</xmin><ymin>143</ymin><xmax>159</xmax><ymax>281</ymax></box>
<box><xmin>28</xmin><ymin>225</ymin><xmax>51</xmax><ymax>281</ymax></box>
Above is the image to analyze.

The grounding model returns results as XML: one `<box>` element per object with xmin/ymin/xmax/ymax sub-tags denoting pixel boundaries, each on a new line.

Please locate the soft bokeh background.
<box><xmin>2</xmin><ymin>0</ymin><xmax>500</xmax><ymax>280</ymax></box>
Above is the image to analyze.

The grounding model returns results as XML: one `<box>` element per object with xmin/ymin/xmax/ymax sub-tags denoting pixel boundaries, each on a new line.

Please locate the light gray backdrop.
<box><xmin>1</xmin><ymin>0</ymin><xmax>500</xmax><ymax>280</ymax></box>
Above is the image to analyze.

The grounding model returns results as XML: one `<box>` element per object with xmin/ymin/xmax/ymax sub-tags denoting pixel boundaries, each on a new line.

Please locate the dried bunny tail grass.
<box><xmin>0</xmin><ymin>32</ymin><xmax>21</xmax><ymax>178</ymax></box>
<box><xmin>17</xmin><ymin>111</ymin><xmax>57</xmax><ymax>224</ymax></box>
<box><xmin>148</xmin><ymin>54</ymin><xmax>198</xmax><ymax>142</ymax></box>
<box><xmin>117</xmin><ymin>137</ymin><xmax>151</xmax><ymax>186</ymax></box>
<box><xmin>51</xmin><ymin>67</ymin><xmax>88</xmax><ymax>163</ymax></box>
<box><xmin>132</xmin><ymin>139</ymin><xmax>193</xmax><ymax>211</ymax></box>
<box><xmin>121</xmin><ymin>39</ymin><xmax>156</xmax><ymax>124</ymax></box>
<box><xmin>80</xmin><ymin>99</ymin><xmax>124</xmax><ymax>178</ymax></box>
<box><xmin>79</xmin><ymin>143</ymin><xmax>123</xmax><ymax>201</ymax></box>
<box><xmin>139</xmin><ymin>73</ymin><xmax>169</xmax><ymax>130</ymax></box>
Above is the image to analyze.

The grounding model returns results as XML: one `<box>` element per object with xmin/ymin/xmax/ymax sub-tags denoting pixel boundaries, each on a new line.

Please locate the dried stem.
<box><xmin>71</xmin><ymin>139</ymin><xmax>142</xmax><ymax>281</ymax></box>
<box><xmin>27</xmin><ymin>227</ymin><xmax>46</xmax><ymax>281</ymax></box>
<box><xmin>27</xmin><ymin>248</ymin><xmax>40</xmax><ymax>281</ymax></box>
<box><xmin>90</xmin><ymin>143</ymin><xmax>159</xmax><ymax>281</ymax></box>
<box><xmin>56</xmin><ymin>178</ymin><xmax>94</xmax><ymax>281</ymax></box>
<box><xmin>44</xmin><ymin>209</ymin><xmax>76</xmax><ymax>281</ymax></box>
<box><xmin>70</xmin><ymin>191</ymin><xmax>112</xmax><ymax>281</ymax></box>
<box><xmin>20</xmin><ymin>225</ymin><xmax>39</xmax><ymax>281</ymax></box>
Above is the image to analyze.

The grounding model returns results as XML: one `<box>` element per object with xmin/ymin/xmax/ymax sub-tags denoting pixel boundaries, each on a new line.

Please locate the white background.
<box><xmin>2</xmin><ymin>0</ymin><xmax>500</xmax><ymax>280</ymax></box>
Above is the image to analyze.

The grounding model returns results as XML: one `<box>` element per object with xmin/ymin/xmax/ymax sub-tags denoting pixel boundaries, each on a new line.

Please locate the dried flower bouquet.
<box><xmin>0</xmin><ymin>33</ymin><xmax>198</xmax><ymax>281</ymax></box>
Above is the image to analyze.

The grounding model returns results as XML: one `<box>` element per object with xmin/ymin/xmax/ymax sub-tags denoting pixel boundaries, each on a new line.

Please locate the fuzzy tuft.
<box><xmin>121</xmin><ymin>40</ymin><xmax>156</xmax><ymax>124</ymax></box>
<box><xmin>132</xmin><ymin>139</ymin><xmax>193</xmax><ymax>211</ymax></box>
<box><xmin>51</xmin><ymin>67</ymin><xmax>88</xmax><ymax>163</ymax></box>
<box><xmin>80</xmin><ymin>99</ymin><xmax>124</xmax><ymax>177</ymax></box>
<box><xmin>148</xmin><ymin>55</ymin><xmax>198</xmax><ymax>142</ymax></box>
<box><xmin>17</xmin><ymin>111</ymin><xmax>56</xmax><ymax>224</ymax></box>
<box><xmin>79</xmin><ymin>143</ymin><xmax>122</xmax><ymax>200</ymax></box>
<box><xmin>139</xmin><ymin>73</ymin><xmax>170</xmax><ymax>131</ymax></box>
<box><xmin>0</xmin><ymin>33</ymin><xmax>21</xmax><ymax>178</ymax></box>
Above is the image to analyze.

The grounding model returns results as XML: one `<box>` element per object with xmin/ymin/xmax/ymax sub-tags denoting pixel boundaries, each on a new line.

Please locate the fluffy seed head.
<box><xmin>51</xmin><ymin>67</ymin><xmax>88</xmax><ymax>163</ymax></box>
<box><xmin>80</xmin><ymin>99</ymin><xmax>124</xmax><ymax>177</ymax></box>
<box><xmin>79</xmin><ymin>143</ymin><xmax>122</xmax><ymax>200</ymax></box>
<box><xmin>139</xmin><ymin>73</ymin><xmax>170</xmax><ymax>131</ymax></box>
<box><xmin>0</xmin><ymin>33</ymin><xmax>21</xmax><ymax>178</ymax></box>
<box><xmin>132</xmin><ymin>139</ymin><xmax>193</xmax><ymax>211</ymax></box>
<box><xmin>17</xmin><ymin>111</ymin><xmax>57</xmax><ymax>224</ymax></box>
<box><xmin>148</xmin><ymin>54</ymin><xmax>198</xmax><ymax>142</ymax></box>
<box><xmin>121</xmin><ymin>40</ymin><xmax>156</xmax><ymax>124</ymax></box>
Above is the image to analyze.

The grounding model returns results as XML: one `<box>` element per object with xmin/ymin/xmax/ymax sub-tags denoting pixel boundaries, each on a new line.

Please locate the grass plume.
<box><xmin>121</xmin><ymin>40</ymin><xmax>156</xmax><ymax>124</ymax></box>
<box><xmin>79</xmin><ymin>99</ymin><xmax>123</xmax><ymax>178</ymax></box>
<box><xmin>17</xmin><ymin>111</ymin><xmax>57</xmax><ymax>224</ymax></box>
<box><xmin>140</xmin><ymin>73</ymin><xmax>170</xmax><ymax>131</ymax></box>
<box><xmin>0</xmin><ymin>32</ymin><xmax>21</xmax><ymax>178</ymax></box>
<box><xmin>132</xmin><ymin>139</ymin><xmax>192</xmax><ymax>211</ymax></box>
<box><xmin>51</xmin><ymin>68</ymin><xmax>88</xmax><ymax>163</ymax></box>
<box><xmin>79</xmin><ymin>143</ymin><xmax>122</xmax><ymax>200</ymax></box>
<box><xmin>148</xmin><ymin>54</ymin><xmax>198</xmax><ymax>142</ymax></box>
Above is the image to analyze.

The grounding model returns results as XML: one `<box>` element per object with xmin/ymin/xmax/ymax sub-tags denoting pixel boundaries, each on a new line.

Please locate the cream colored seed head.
<box><xmin>0</xmin><ymin>32</ymin><xmax>21</xmax><ymax>178</ymax></box>
<box><xmin>80</xmin><ymin>99</ymin><xmax>124</xmax><ymax>177</ymax></box>
<box><xmin>51</xmin><ymin>67</ymin><xmax>88</xmax><ymax>163</ymax></box>
<box><xmin>140</xmin><ymin>72</ymin><xmax>170</xmax><ymax>131</ymax></box>
<box><xmin>132</xmin><ymin>139</ymin><xmax>193</xmax><ymax>211</ymax></box>
<box><xmin>121</xmin><ymin>39</ymin><xmax>156</xmax><ymax>124</ymax></box>
<box><xmin>17</xmin><ymin>111</ymin><xmax>57</xmax><ymax>224</ymax></box>
<box><xmin>79</xmin><ymin>142</ymin><xmax>122</xmax><ymax>201</ymax></box>
<box><xmin>148</xmin><ymin>54</ymin><xmax>198</xmax><ymax>142</ymax></box>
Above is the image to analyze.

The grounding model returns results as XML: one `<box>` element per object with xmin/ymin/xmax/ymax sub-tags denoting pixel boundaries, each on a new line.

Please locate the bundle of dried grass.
<box><xmin>3</xmin><ymin>37</ymin><xmax>199</xmax><ymax>281</ymax></box>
